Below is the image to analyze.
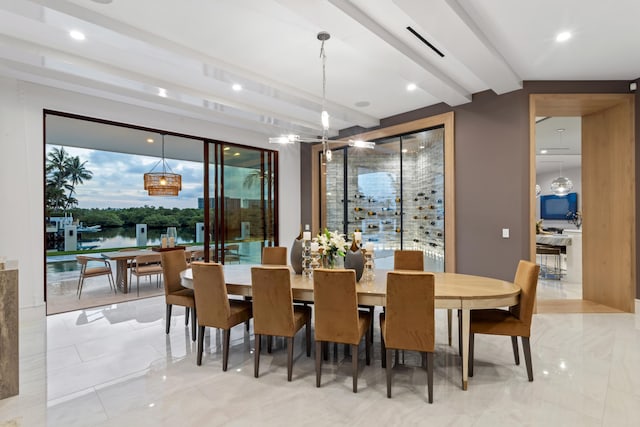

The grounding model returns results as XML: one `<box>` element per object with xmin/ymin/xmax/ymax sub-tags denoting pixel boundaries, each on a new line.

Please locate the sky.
<box><xmin>48</xmin><ymin>145</ymin><xmax>258</xmax><ymax>209</ymax></box>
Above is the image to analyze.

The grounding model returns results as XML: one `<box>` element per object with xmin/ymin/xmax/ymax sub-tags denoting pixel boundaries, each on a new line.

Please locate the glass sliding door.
<box><xmin>216</xmin><ymin>144</ymin><xmax>277</xmax><ymax>264</ymax></box>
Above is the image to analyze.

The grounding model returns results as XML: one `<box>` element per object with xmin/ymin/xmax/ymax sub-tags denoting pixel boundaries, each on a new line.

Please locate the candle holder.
<box><xmin>302</xmin><ymin>241</ymin><xmax>313</xmax><ymax>278</ymax></box>
<box><xmin>363</xmin><ymin>249</ymin><xmax>375</xmax><ymax>281</ymax></box>
<box><xmin>309</xmin><ymin>247</ymin><xmax>321</xmax><ymax>273</ymax></box>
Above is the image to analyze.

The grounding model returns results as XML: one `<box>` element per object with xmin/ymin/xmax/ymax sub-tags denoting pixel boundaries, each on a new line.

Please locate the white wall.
<box><xmin>536</xmin><ymin>166</ymin><xmax>581</xmax><ymax>230</ymax></box>
<box><xmin>0</xmin><ymin>77</ymin><xmax>301</xmax><ymax>308</ymax></box>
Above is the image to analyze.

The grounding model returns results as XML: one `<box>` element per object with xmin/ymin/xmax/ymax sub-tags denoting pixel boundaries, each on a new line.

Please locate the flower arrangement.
<box><xmin>566</xmin><ymin>210</ymin><xmax>582</xmax><ymax>229</ymax></box>
<box><xmin>315</xmin><ymin>228</ymin><xmax>349</xmax><ymax>268</ymax></box>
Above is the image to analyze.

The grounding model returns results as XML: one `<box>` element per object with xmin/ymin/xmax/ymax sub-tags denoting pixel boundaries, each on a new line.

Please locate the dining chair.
<box><xmin>262</xmin><ymin>246</ymin><xmax>287</xmax><ymax>265</ymax></box>
<box><xmin>394</xmin><ymin>249</ymin><xmax>454</xmax><ymax>348</ymax></box>
<box><xmin>313</xmin><ymin>268</ymin><xmax>371</xmax><ymax>393</ymax></box>
<box><xmin>469</xmin><ymin>260</ymin><xmax>540</xmax><ymax>381</ymax></box>
<box><xmin>380</xmin><ymin>271</ymin><xmax>435</xmax><ymax>402</ymax></box>
<box><xmin>131</xmin><ymin>253</ymin><xmax>163</xmax><ymax>296</ymax></box>
<box><xmin>161</xmin><ymin>250</ymin><xmax>196</xmax><ymax>341</ymax></box>
<box><xmin>191</xmin><ymin>262</ymin><xmax>253</xmax><ymax>371</ymax></box>
<box><xmin>76</xmin><ymin>255</ymin><xmax>117</xmax><ymax>298</ymax></box>
<box><xmin>251</xmin><ymin>266</ymin><xmax>311</xmax><ymax>381</ymax></box>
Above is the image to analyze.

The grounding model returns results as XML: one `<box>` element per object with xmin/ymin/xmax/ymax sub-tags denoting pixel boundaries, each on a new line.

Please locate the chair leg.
<box><xmin>254</xmin><ymin>334</ymin><xmax>261</xmax><ymax>378</ymax></box>
<box><xmin>197</xmin><ymin>325</ymin><xmax>205</xmax><ymax>366</ymax></box>
<box><xmin>305</xmin><ymin>317</ymin><xmax>311</xmax><ymax>357</ymax></box>
<box><xmin>191</xmin><ymin>306</ymin><xmax>197</xmax><ymax>342</ymax></box>
<box><xmin>522</xmin><ymin>336</ymin><xmax>534</xmax><ymax>381</ymax></box>
<box><xmin>511</xmin><ymin>336</ymin><xmax>520</xmax><ymax>365</ymax></box>
<box><xmin>365</xmin><ymin>332</ymin><xmax>371</xmax><ymax>366</ymax></box>
<box><xmin>267</xmin><ymin>335</ymin><xmax>273</xmax><ymax>353</ymax></box>
<box><xmin>426</xmin><ymin>352</ymin><xmax>434</xmax><ymax>404</ymax></box>
<box><xmin>165</xmin><ymin>304</ymin><xmax>173</xmax><ymax>334</ymax></box>
<box><xmin>136</xmin><ymin>276</ymin><xmax>140</xmax><ymax>297</ymax></box>
<box><xmin>469</xmin><ymin>332</ymin><xmax>475</xmax><ymax>377</ymax></box>
<box><xmin>287</xmin><ymin>336</ymin><xmax>294</xmax><ymax>382</ymax></box>
<box><xmin>315</xmin><ymin>341</ymin><xmax>323</xmax><ymax>388</ymax></box>
<box><xmin>185</xmin><ymin>307</ymin><xmax>190</xmax><ymax>326</ymax></box>
<box><xmin>381</xmin><ymin>333</ymin><xmax>387</xmax><ymax>368</ymax></box>
<box><xmin>352</xmin><ymin>343</ymin><xmax>359</xmax><ymax>393</ymax></box>
<box><xmin>222</xmin><ymin>328</ymin><xmax>231</xmax><ymax>371</ymax></box>
<box><xmin>245</xmin><ymin>319</ymin><xmax>250</xmax><ymax>332</ymax></box>
<box><xmin>447</xmin><ymin>309</ymin><xmax>453</xmax><ymax>346</ymax></box>
<box><xmin>386</xmin><ymin>348</ymin><xmax>393</xmax><ymax>398</ymax></box>
<box><xmin>77</xmin><ymin>278</ymin><xmax>84</xmax><ymax>299</ymax></box>
<box><xmin>322</xmin><ymin>342</ymin><xmax>328</xmax><ymax>361</ymax></box>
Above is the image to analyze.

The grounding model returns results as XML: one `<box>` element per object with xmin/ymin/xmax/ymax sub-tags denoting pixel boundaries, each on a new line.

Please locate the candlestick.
<box><xmin>310</xmin><ymin>242</ymin><xmax>319</xmax><ymax>252</ymax></box>
<box><xmin>365</xmin><ymin>242</ymin><xmax>374</xmax><ymax>252</ymax></box>
<box><xmin>303</xmin><ymin>231</ymin><xmax>311</xmax><ymax>241</ymax></box>
<box><xmin>353</xmin><ymin>231</ymin><xmax>362</xmax><ymax>243</ymax></box>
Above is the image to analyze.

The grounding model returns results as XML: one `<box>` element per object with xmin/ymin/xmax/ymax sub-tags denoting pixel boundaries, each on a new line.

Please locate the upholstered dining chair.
<box><xmin>251</xmin><ymin>266</ymin><xmax>311</xmax><ymax>381</ymax></box>
<box><xmin>191</xmin><ymin>262</ymin><xmax>253</xmax><ymax>371</ymax></box>
<box><xmin>131</xmin><ymin>253</ymin><xmax>163</xmax><ymax>296</ymax></box>
<box><xmin>469</xmin><ymin>260</ymin><xmax>540</xmax><ymax>381</ymax></box>
<box><xmin>76</xmin><ymin>255</ymin><xmax>116</xmax><ymax>298</ymax></box>
<box><xmin>380</xmin><ymin>271</ymin><xmax>435</xmax><ymax>402</ymax></box>
<box><xmin>262</xmin><ymin>246</ymin><xmax>287</xmax><ymax>265</ymax></box>
<box><xmin>393</xmin><ymin>250</ymin><xmax>424</xmax><ymax>270</ymax></box>
<box><xmin>394</xmin><ymin>249</ymin><xmax>454</xmax><ymax>348</ymax></box>
<box><xmin>313</xmin><ymin>268</ymin><xmax>371</xmax><ymax>393</ymax></box>
<box><xmin>161</xmin><ymin>250</ymin><xmax>196</xmax><ymax>341</ymax></box>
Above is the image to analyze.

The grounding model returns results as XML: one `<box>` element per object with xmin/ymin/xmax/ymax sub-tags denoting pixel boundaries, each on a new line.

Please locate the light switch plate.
<box><xmin>502</xmin><ymin>228</ymin><xmax>510</xmax><ymax>238</ymax></box>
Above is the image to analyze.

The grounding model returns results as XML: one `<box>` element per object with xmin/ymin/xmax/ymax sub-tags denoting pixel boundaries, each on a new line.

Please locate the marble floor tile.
<box><xmin>1</xmin><ymin>293</ymin><xmax>639</xmax><ymax>426</ymax></box>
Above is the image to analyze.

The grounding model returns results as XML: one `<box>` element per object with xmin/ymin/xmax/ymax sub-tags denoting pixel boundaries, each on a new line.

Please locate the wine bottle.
<box><xmin>418</xmin><ymin>206</ymin><xmax>425</xmax><ymax>210</ymax></box>
<box><xmin>395</xmin><ymin>197</ymin><xmax>402</xmax><ymax>202</ymax></box>
<box><xmin>395</xmin><ymin>228</ymin><xmax>402</xmax><ymax>233</ymax></box>
<box><xmin>367</xmin><ymin>211</ymin><xmax>377</xmax><ymax>216</ymax></box>
<box><xmin>367</xmin><ymin>224</ymin><xmax>379</xmax><ymax>229</ymax></box>
<box><xmin>354</xmin><ymin>207</ymin><xmax>363</xmax><ymax>212</ymax></box>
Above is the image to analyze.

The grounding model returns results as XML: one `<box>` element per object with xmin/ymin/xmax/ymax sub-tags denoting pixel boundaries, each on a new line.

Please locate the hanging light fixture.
<box><xmin>269</xmin><ymin>31</ymin><xmax>374</xmax><ymax>161</ymax></box>
<box><xmin>143</xmin><ymin>134</ymin><xmax>182</xmax><ymax>196</ymax></box>
<box><xmin>550</xmin><ymin>161</ymin><xmax>573</xmax><ymax>196</ymax></box>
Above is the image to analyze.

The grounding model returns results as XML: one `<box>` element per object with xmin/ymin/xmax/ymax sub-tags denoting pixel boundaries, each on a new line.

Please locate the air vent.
<box><xmin>406</xmin><ymin>26</ymin><xmax>444</xmax><ymax>58</ymax></box>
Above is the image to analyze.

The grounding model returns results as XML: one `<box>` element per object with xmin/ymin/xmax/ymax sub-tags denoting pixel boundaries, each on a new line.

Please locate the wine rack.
<box><xmin>324</xmin><ymin>127</ymin><xmax>445</xmax><ymax>263</ymax></box>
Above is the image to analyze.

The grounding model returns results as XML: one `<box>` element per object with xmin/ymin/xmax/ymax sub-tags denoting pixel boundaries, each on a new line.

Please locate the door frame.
<box><xmin>530</xmin><ymin>93</ymin><xmax>636</xmax><ymax>312</ymax></box>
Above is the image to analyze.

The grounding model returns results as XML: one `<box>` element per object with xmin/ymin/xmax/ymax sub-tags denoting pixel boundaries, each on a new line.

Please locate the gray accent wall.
<box><xmin>303</xmin><ymin>81</ymin><xmax>638</xmax><ymax>290</ymax></box>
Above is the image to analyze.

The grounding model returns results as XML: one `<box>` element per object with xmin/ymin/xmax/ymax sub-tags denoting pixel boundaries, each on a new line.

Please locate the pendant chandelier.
<box><xmin>269</xmin><ymin>31</ymin><xmax>374</xmax><ymax>161</ymax></box>
<box><xmin>143</xmin><ymin>134</ymin><xmax>182</xmax><ymax>196</ymax></box>
<box><xmin>550</xmin><ymin>161</ymin><xmax>573</xmax><ymax>196</ymax></box>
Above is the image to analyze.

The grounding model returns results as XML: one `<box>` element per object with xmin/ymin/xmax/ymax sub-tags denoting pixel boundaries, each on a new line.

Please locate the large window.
<box><xmin>44</xmin><ymin>111</ymin><xmax>277</xmax><ymax>314</ymax></box>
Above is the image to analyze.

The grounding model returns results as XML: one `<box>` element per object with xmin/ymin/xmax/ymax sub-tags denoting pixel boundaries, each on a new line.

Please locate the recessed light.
<box><xmin>355</xmin><ymin>101</ymin><xmax>370</xmax><ymax>108</ymax></box>
<box><xmin>406</xmin><ymin>83</ymin><xmax>417</xmax><ymax>91</ymax></box>
<box><xmin>223</xmin><ymin>147</ymin><xmax>230</xmax><ymax>151</ymax></box>
<box><xmin>158</xmin><ymin>88</ymin><xmax>167</xmax><ymax>98</ymax></box>
<box><xmin>401</xmin><ymin>148</ymin><xmax>408</xmax><ymax>153</ymax></box>
<box><xmin>556</xmin><ymin>128</ymin><xmax>565</xmax><ymax>132</ymax></box>
<box><xmin>419</xmin><ymin>145</ymin><xmax>425</xmax><ymax>149</ymax></box>
<box><xmin>232</xmin><ymin>83</ymin><xmax>242</xmax><ymax>91</ymax></box>
<box><xmin>556</xmin><ymin>31</ymin><xmax>571</xmax><ymax>42</ymax></box>
<box><xmin>234</xmin><ymin>152</ymin><xmax>240</xmax><ymax>156</ymax></box>
<box><xmin>146</xmin><ymin>138</ymin><xmax>154</xmax><ymax>144</ymax></box>
<box><xmin>69</xmin><ymin>30</ymin><xmax>85</xmax><ymax>41</ymax></box>
<box><xmin>540</xmin><ymin>149</ymin><xmax>548</xmax><ymax>154</ymax></box>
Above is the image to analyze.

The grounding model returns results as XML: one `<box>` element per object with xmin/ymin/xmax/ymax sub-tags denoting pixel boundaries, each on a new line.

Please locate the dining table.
<box><xmin>180</xmin><ymin>264</ymin><xmax>521</xmax><ymax>390</ymax></box>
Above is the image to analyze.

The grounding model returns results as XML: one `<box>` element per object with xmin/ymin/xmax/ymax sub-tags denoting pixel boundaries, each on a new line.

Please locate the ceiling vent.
<box><xmin>406</xmin><ymin>26</ymin><xmax>444</xmax><ymax>58</ymax></box>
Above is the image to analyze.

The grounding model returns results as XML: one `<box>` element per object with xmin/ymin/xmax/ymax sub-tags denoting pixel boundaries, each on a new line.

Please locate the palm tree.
<box><xmin>45</xmin><ymin>146</ymin><xmax>93</xmax><ymax>216</ymax></box>
<box><xmin>65</xmin><ymin>156</ymin><xmax>93</xmax><ymax>197</ymax></box>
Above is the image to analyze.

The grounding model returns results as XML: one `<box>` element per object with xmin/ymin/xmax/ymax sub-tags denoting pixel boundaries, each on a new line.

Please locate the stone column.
<box><xmin>0</xmin><ymin>267</ymin><xmax>19</xmax><ymax>399</ymax></box>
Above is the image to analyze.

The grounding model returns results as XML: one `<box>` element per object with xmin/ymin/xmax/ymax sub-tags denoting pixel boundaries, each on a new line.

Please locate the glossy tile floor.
<box><xmin>1</xmin><ymin>285</ymin><xmax>639</xmax><ymax>426</ymax></box>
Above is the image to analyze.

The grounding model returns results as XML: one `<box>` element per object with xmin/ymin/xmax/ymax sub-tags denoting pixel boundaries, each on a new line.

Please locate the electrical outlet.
<box><xmin>502</xmin><ymin>228</ymin><xmax>510</xmax><ymax>238</ymax></box>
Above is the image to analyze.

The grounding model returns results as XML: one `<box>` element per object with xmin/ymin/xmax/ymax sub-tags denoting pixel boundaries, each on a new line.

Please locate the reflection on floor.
<box><xmin>2</xmin><ymin>281</ymin><xmax>639</xmax><ymax>426</ymax></box>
